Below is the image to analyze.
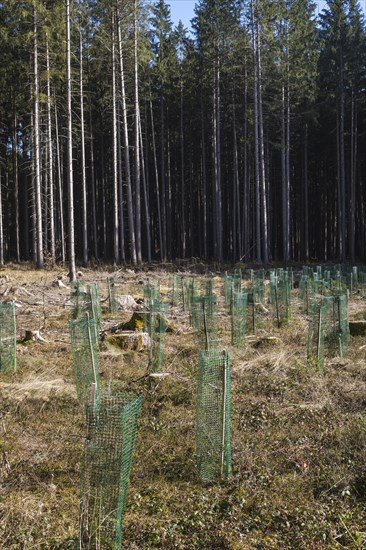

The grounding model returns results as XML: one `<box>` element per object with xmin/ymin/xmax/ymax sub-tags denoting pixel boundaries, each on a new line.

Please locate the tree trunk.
<box><xmin>46</xmin><ymin>38</ymin><xmax>55</xmax><ymax>263</ymax></box>
<box><xmin>251</xmin><ymin>0</ymin><xmax>261</xmax><ymax>262</ymax></box>
<box><xmin>88</xmin><ymin>89</ymin><xmax>98</xmax><ymax>261</ymax></box>
<box><xmin>257</xmin><ymin>17</ymin><xmax>268</xmax><ymax>263</ymax></box>
<box><xmin>139</xmin><ymin>109</ymin><xmax>152</xmax><ymax>262</ymax></box>
<box><xmin>111</xmin><ymin>12</ymin><xmax>119</xmax><ymax>263</ymax></box>
<box><xmin>216</xmin><ymin>59</ymin><xmax>222</xmax><ymax>262</ymax></box>
<box><xmin>349</xmin><ymin>89</ymin><xmax>356</xmax><ymax>263</ymax></box>
<box><xmin>33</xmin><ymin>6</ymin><xmax>43</xmax><ymax>268</ymax></box>
<box><xmin>281</xmin><ymin>85</ymin><xmax>287</xmax><ymax>261</ymax></box>
<box><xmin>101</xmin><ymin>154</ymin><xmax>107</xmax><ymax>258</ymax></box>
<box><xmin>30</xmin><ymin>106</ymin><xmax>36</xmax><ymax>262</ymax></box>
<box><xmin>213</xmin><ymin>56</ymin><xmax>223</xmax><ymax>262</ymax></box>
<box><xmin>160</xmin><ymin>88</ymin><xmax>167</xmax><ymax>260</ymax></box>
<box><xmin>339</xmin><ymin>50</ymin><xmax>346</xmax><ymax>261</ymax></box>
<box><xmin>281</xmin><ymin>81</ymin><xmax>291</xmax><ymax>262</ymax></box>
<box><xmin>12</xmin><ymin>114</ymin><xmax>20</xmax><ymax>262</ymax></box>
<box><xmin>201</xmin><ymin>95</ymin><xmax>207</xmax><ymax>259</ymax></box>
<box><xmin>166</xmin><ymin>122</ymin><xmax>172</xmax><ymax>259</ymax></box>
<box><xmin>116</xmin><ymin>7</ymin><xmax>136</xmax><ymax>264</ymax></box>
<box><xmin>149</xmin><ymin>84</ymin><xmax>163</xmax><ymax>260</ymax></box>
<box><xmin>66</xmin><ymin>0</ymin><xmax>76</xmax><ymax>280</ymax></box>
<box><xmin>286</xmin><ymin>89</ymin><xmax>290</xmax><ymax>260</ymax></box>
<box><xmin>232</xmin><ymin>96</ymin><xmax>241</xmax><ymax>260</ymax></box>
<box><xmin>336</xmin><ymin>112</ymin><xmax>341</xmax><ymax>259</ymax></box>
<box><xmin>242</xmin><ymin>55</ymin><xmax>249</xmax><ymax>261</ymax></box>
<box><xmin>0</xmin><ymin>164</ymin><xmax>4</xmax><ymax>266</ymax></box>
<box><xmin>117</xmin><ymin>105</ymin><xmax>126</xmax><ymax>263</ymax></box>
<box><xmin>54</xmin><ymin>99</ymin><xmax>65</xmax><ymax>263</ymax></box>
<box><xmin>180</xmin><ymin>73</ymin><xmax>186</xmax><ymax>258</ymax></box>
<box><xmin>303</xmin><ymin>122</ymin><xmax>309</xmax><ymax>261</ymax></box>
<box><xmin>134</xmin><ymin>0</ymin><xmax>142</xmax><ymax>263</ymax></box>
<box><xmin>79</xmin><ymin>28</ymin><xmax>88</xmax><ymax>266</ymax></box>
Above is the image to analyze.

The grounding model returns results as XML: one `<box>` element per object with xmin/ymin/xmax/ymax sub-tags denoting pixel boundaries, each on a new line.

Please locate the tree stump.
<box><xmin>106</xmin><ymin>331</ymin><xmax>150</xmax><ymax>351</ymax></box>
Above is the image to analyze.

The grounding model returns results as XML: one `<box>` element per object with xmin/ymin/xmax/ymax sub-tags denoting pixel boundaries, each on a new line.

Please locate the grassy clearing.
<box><xmin>0</xmin><ymin>266</ymin><xmax>366</xmax><ymax>549</ymax></box>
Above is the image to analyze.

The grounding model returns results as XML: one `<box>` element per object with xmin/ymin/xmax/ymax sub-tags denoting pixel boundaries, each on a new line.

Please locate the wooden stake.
<box><xmin>107</xmin><ymin>277</ymin><xmax>111</xmax><ymax>312</ymax></box>
<box><xmin>89</xmin><ymin>286</ymin><xmax>98</xmax><ymax>342</ymax></box>
<box><xmin>12</xmin><ymin>303</ymin><xmax>16</xmax><ymax>371</ymax></box>
<box><xmin>86</xmin><ymin>312</ymin><xmax>98</xmax><ymax>389</ymax></box>
<box><xmin>221</xmin><ymin>350</ymin><xmax>227</xmax><ymax>478</ymax></box>
<box><xmin>317</xmin><ymin>306</ymin><xmax>322</xmax><ymax>371</ymax></box>
<box><xmin>338</xmin><ymin>297</ymin><xmax>343</xmax><ymax>358</ymax></box>
<box><xmin>202</xmin><ymin>300</ymin><xmax>209</xmax><ymax>351</ymax></box>
<box><xmin>181</xmin><ymin>276</ymin><xmax>185</xmax><ymax>308</ymax></box>
<box><xmin>89</xmin><ymin>381</ymin><xmax>97</xmax><ymax>409</ymax></box>
<box><xmin>275</xmin><ymin>283</ymin><xmax>280</xmax><ymax>328</ymax></box>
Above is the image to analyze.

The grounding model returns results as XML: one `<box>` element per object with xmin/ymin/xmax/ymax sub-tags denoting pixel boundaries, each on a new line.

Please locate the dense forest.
<box><xmin>0</xmin><ymin>0</ymin><xmax>365</xmax><ymax>276</ymax></box>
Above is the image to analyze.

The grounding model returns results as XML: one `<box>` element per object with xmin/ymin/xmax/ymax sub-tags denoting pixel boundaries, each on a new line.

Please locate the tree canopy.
<box><xmin>0</xmin><ymin>0</ymin><xmax>365</xmax><ymax>265</ymax></box>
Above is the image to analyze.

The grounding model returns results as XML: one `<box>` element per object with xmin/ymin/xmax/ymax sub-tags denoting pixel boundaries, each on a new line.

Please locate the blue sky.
<box><xmin>166</xmin><ymin>0</ymin><xmax>196</xmax><ymax>30</ymax></box>
<box><xmin>165</xmin><ymin>1</ymin><xmax>327</xmax><ymax>32</ymax></box>
<box><xmin>165</xmin><ymin>1</ymin><xmax>366</xmax><ymax>32</ymax></box>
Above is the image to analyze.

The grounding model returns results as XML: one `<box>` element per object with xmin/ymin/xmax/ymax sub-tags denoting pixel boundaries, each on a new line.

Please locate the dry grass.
<box><xmin>0</xmin><ymin>265</ymin><xmax>366</xmax><ymax>548</ymax></box>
